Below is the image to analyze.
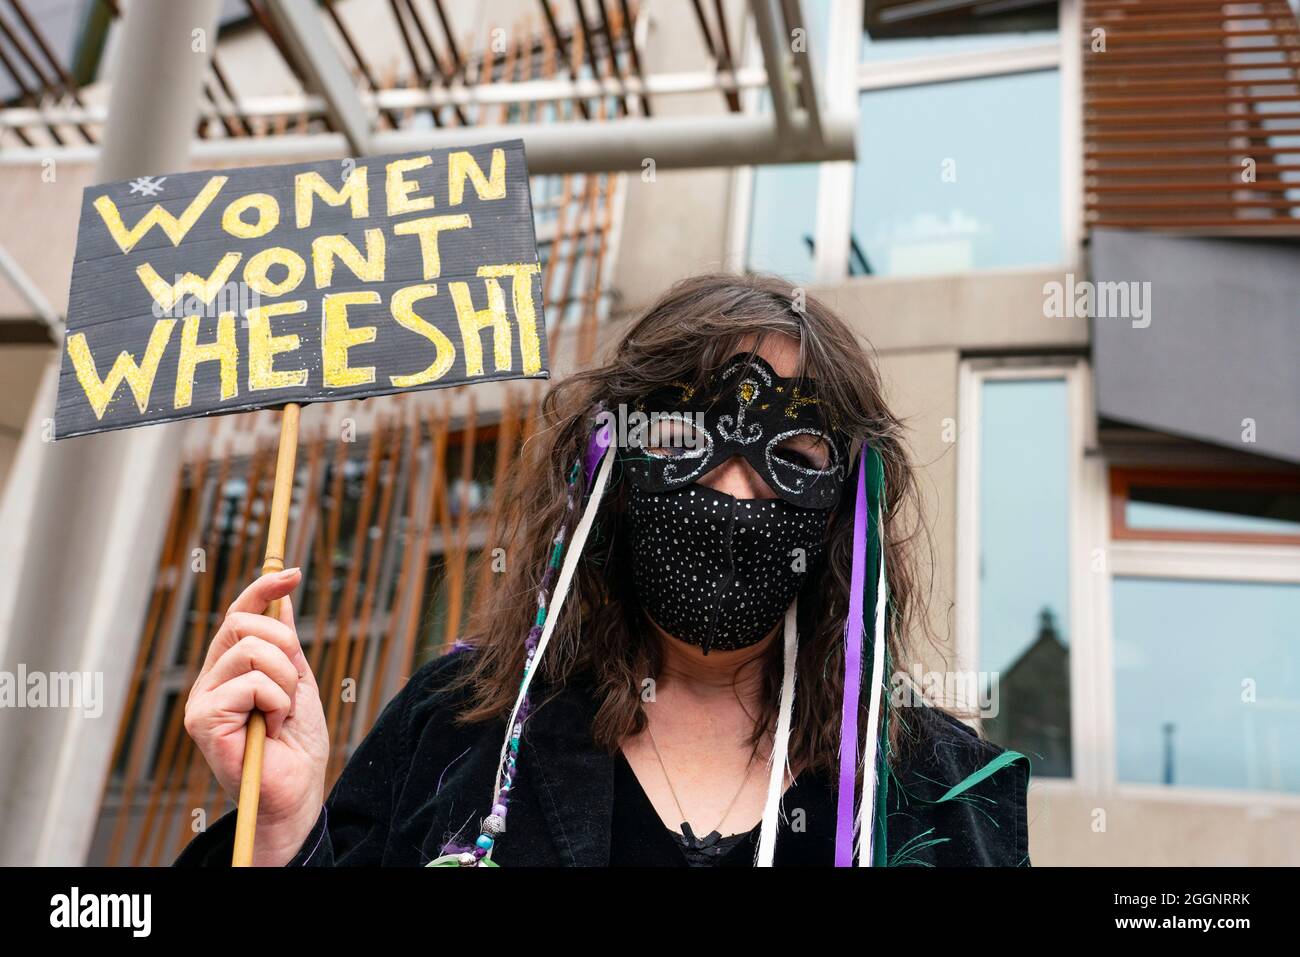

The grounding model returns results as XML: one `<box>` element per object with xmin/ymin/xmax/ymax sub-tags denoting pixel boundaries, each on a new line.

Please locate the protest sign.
<box><xmin>56</xmin><ymin>138</ymin><xmax>547</xmax><ymax>438</ymax></box>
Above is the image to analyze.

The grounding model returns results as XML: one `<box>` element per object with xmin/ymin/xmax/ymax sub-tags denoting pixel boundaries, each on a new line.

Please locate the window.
<box><xmin>963</xmin><ymin>370</ymin><xmax>1300</xmax><ymax>801</ymax></box>
<box><xmin>741</xmin><ymin>27</ymin><xmax>1064</xmax><ymax>280</ymax></box>
<box><xmin>1111</xmin><ymin>469</ymin><xmax>1300</xmax><ymax>544</ymax></box>
<box><xmin>445</xmin><ymin>432</ymin><xmax>501</xmax><ymax>516</ymax></box>
<box><xmin>971</xmin><ymin>374</ymin><xmax>1073</xmax><ymax>777</ymax></box>
<box><xmin>1108</xmin><ymin>465</ymin><xmax>1300</xmax><ymax>797</ymax></box>
<box><xmin>746</xmin><ymin>163</ymin><xmax>820</xmax><ymax>281</ymax></box>
<box><xmin>532</xmin><ymin>172</ymin><xmax>617</xmax><ymax>330</ymax></box>
<box><xmin>1113</xmin><ymin>577</ymin><xmax>1300</xmax><ymax>794</ymax></box>
<box><xmin>861</xmin><ymin>29</ymin><xmax>1058</xmax><ymax>63</ymax></box>
<box><xmin>851</xmin><ymin>70</ymin><xmax>1061</xmax><ymax>276</ymax></box>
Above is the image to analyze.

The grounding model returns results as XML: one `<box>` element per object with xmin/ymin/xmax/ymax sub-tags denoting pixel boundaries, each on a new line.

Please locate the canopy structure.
<box><xmin>0</xmin><ymin>0</ymin><xmax>861</xmax><ymax>171</ymax></box>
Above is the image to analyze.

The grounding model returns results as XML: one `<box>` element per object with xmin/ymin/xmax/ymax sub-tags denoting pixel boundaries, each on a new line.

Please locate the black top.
<box><xmin>174</xmin><ymin>649</ymin><xmax>1031</xmax><ymax>867</ymax></box>
<box><xmin>609</xmin><ymin>751</ymin><xmax>839</xmax><ymax>867</ymax></box>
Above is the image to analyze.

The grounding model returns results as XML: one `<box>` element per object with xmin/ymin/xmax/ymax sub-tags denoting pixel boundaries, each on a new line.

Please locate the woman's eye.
<box><xmin>649</xmin><ymin>446</ymin><xmax>687</xmax><ymax>458</ymax></box>
<box><xmin>646</xmin><ymin>418</ymin><xmax>704</xmax><ymax>457</ymax></box>
<box><xmin>773</xmin><ymin>437</ymin><xmax>831</xmax><ymax>470</ymax></box>
<box><xmin>773</xmin><ymin>447</ymin><xmax>813</xmax><ymax>468</ymax></box>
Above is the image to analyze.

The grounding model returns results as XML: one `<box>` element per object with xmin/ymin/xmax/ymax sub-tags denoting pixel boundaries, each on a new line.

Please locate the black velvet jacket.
<box><xmin>176</xmin><ymin>649</ymin><xmax>1031</xmax><ymax>867</ymax></box>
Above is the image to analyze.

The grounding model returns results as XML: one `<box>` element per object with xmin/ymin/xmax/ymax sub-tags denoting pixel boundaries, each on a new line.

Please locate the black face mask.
<box><xmin>626</xmin><ymin>483</ymin><xmax>828</xmax><ymax>653</ymax></box>
<box><xmin>621</xmin><ymin>355</ymin><xmax>850</xmax><ymax>511</ymax></box>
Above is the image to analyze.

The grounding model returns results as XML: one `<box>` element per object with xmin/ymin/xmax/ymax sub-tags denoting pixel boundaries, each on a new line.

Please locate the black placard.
<box><xmin>56</xmin><ymin>138</ymin><xmax>548</xmax><ymax>439</ymax></box>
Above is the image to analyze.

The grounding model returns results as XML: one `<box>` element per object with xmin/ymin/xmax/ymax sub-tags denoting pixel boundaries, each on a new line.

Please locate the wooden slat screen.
<box><xmin>1084</xmin><ymin>0</ymin><xmax>1300</xmax><ymax>232</ymax></box>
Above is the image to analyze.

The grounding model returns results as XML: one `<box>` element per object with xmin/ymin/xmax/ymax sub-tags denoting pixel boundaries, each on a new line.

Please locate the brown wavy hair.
<box><xmin>447</xmin><ymin>272</ymin><xmax>938</xmax><ymax>774</ymax></box>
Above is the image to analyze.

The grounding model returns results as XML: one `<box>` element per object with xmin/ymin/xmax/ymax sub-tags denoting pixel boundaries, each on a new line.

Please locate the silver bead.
<box><xmin>457</xmin><ymin>852</ymin><xmax>477</xmax><ymax>867</ymax></box>
<box><xmin>481</xmin><ymin>814</ymin><xmax>506</xmax><ymax>835</ymax></box>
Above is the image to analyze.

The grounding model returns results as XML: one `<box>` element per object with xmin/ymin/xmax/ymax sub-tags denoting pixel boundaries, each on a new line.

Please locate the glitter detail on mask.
<box><xmin>622</xmin><ymin>355</ymin><xmax>848</xmax><ymax>510</ymax></box>
<box><xmin>627</xmin><ymin>482</ymin><xmax>827</xmax><ymax>653</ymax></box>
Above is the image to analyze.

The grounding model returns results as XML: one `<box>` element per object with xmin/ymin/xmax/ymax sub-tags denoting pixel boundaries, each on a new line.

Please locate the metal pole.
<box><xmin>98</xmin><ymin>0</ymin><xmax>223</xmax><ymax>179</ymax></box>
<box><xmin>751</xmin><ymin>0</ymin><xmax>794</xmax><ymax>139</ymax></box>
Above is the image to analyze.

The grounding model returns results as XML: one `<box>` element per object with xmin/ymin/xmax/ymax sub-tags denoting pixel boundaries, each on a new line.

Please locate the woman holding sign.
<box><xmin>178</xmin><ymin>273</ymin><xmax>1030</xmax><ymax>867</ymax></box>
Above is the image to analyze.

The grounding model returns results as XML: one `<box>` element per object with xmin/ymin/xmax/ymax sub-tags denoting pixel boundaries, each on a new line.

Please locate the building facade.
<box><xmin>0</xmin><ymin>0</ymin><xmax>1296</xmax><ymax>865</ymax></box>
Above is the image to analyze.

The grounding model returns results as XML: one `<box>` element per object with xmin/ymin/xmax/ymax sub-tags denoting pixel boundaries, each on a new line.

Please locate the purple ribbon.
<box><xmin>584</xmin><ymin>412</ymin><xmax>611</xmax><ymax>487</ymax></box>
<box><xmin>834</xmin><ymin>451</ymin><xmax>869</xmax><ymax>866</ymax></box>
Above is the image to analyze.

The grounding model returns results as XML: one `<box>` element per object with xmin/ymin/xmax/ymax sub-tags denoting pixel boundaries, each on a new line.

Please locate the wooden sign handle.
<box><xmin>232</xmin><ymin>402</ymin><xmax>301</xmax><ymax>867</ymax></box>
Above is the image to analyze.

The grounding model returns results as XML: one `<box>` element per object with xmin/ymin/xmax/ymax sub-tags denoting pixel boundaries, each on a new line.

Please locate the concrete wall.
<box><xmin>0</xmin><ymin>344</ymin><xmax>53</xmax><ymax>492</ymax></box>
<box><xmin>1030</xmin><ymin>783</ymin><xmax>1300</xmax><ymax>866</ymax></box>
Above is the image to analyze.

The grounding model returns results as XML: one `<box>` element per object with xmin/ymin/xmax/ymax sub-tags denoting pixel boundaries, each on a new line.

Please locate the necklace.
<box><xmin>645</xmin><ymin>724</ymin><xmax>759</xmax><ymax>855</ymax></box>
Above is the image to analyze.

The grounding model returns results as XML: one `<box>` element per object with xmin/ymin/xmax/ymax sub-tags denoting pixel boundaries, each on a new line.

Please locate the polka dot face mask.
<box><xmin>626</xmin><ymin>483</ymin><xmax>829</xmax><ymax>653</ymax></box>
<box><xmin>622</xmin><ymin>355</ymin><xmax>850</xmax><ymax>511</ymax></box>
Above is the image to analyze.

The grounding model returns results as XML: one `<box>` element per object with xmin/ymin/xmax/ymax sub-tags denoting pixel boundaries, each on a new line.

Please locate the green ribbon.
<box><xmin>426</xmin><ymin>853</ymin><xmax>500</xmax><ymax>868</ymax></box>
<box><xmin>935</xmin><ymin>749</ymin><xmax>1028</xmax><ymax>804</ymax></box>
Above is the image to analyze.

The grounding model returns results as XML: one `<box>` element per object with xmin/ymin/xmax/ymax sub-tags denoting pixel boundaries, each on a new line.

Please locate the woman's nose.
<box><xmin>697</xmin><ymin>455</ymin><xmax>777</xmax><ymax>500</ymax></box>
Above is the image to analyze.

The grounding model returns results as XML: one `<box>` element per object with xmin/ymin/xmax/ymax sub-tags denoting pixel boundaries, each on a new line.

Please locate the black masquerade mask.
<box><xmin>619</xmin><ymin>355</ymin><xmax>849</xmax><ymax>653</ymax></box>
<box><xmin>621</xmin><ymin>355</ymin><xmax>850</xmax><ymax>510</ymax></box>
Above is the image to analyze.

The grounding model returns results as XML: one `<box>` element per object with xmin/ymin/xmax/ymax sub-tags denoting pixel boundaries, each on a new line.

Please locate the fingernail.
<box><xmin>278</xmin><ymin>567</ymin><xmax>300</xmax><ymax>579</ymax></box>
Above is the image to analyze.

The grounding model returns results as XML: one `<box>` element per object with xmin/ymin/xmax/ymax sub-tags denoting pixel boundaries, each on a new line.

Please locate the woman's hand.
<box><xmin>184</xmin><ymin>568</ymin><xmax>329</xmax><ymax>866</ymax></box>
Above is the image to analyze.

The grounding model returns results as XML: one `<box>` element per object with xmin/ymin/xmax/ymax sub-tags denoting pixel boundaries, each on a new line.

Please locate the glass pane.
<box><xmin>1126</xmin><ymin>483</ymin><xmax>1300</xmax><ymax>536</ymax></box>
<box><xmin>1114</xmin><ymin>578</ymin><xmax>1300</xmax><ymax>794</ymax></box>
<box><xmin>851</xmin><ymin>70</ymin><xmax>1061</xmax><ymax>276</ymax></box>
<box><xmin>415</xmin><ymin>550</ymin><xmax>483</xmax><ymax>665</ymax></box>
<box><xmin>1257</xmin><ymin>84</ymin><xmax>1300</xmax><ymax>209</ymax></box>
<box><xmin>747</xmin><ymin>163</ymin><xmax>820</xmax><ymax>282</ymax></box>
<box><xmin>444</xmin><ymin>437</ymin><xmax>500</xmax><ymax>515</ymax></box>
<box><xmin>977</xmin><ymin>378</ymin><xmax>1072</xmax><ymax>777</ymax></box>
<box><xmin>745</xmin><ymin>0</ymin><xmax>827</xmax><ymax>283</ymax></box>
<box><xmin>862</xmin><ymin>29</ymin><xmax>1058</xmax><ymax>63</ymax></box>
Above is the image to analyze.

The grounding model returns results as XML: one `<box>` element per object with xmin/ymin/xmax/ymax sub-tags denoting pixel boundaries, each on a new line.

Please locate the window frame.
<box><xmin>1105</xmin><ymin>462</ymin><xmax>1300</xmax><ymax>803</ymax></box>
<box><xmin>956</xmin><ymin>356</ymin><xmax>1093</xmax><ymax>786</ymax></box>
<box><xmin>1110</xmin><ymin>466</ymin><xmax>1300</xmax><ymax>547</ymax></box>
<box><xmin>731</xmin><ymin>1</ymin><xmax>1079</xmax><ymax>281</ymax></box>
<box><xmin>960</xmin><ymin>357</ymin><xmax>1300</xmax><ymax>805</ymax></box>
<box><xmin>1102</xmin><ymin>468</ymin><xmax>1300</xmax><ymax>806</ymax></box>
<box><xmin>1105</xmin><ymin>544</ymin><xmax>1300</xmax><ymax>805</ymax></box>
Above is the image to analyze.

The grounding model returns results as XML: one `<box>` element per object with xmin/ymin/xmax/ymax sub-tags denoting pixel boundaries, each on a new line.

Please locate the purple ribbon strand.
<box><xmin>833</xmin><ymin>451</ymin><xmax>869</xmax><ymax>866</ymax></box>
<box><xmin>584</xmin><ymin>413</ymin><xmax>611</xmax><ymax>487</ymax></box>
